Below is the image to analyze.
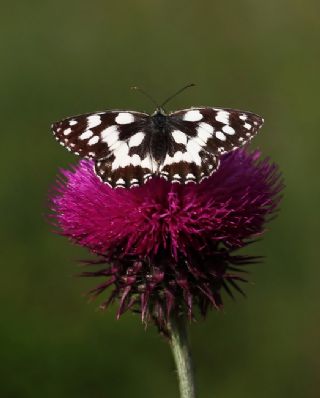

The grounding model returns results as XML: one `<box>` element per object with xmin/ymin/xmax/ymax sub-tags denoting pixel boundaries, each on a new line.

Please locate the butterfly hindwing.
<box><xmin>95</xmin><ymin>156</ymin><xmax>156</xmax><ymax>188</ymax></box>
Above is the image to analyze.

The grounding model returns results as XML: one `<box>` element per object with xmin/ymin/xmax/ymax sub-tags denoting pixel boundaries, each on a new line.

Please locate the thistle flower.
<box><xmin>50</xmin><ymin>149</ymin><xmax>282</xmax><ymax>329</ymax></box>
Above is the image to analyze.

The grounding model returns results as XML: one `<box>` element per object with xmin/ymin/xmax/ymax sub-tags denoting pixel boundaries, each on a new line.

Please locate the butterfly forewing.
<box><xmin>170</xmin><ymin>107</ymin><xmax>263</xmax><ymax>154</ymax></box>
<box><xmin>52</xmin><ymin>110</ymin><xmax>149</xmax><ymax>158</ymax></box>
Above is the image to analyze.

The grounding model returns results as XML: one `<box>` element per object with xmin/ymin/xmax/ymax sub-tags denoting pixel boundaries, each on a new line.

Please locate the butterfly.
<box><xmin>51</xmin><ymin>87</ymin><xmax>264</xmax><ymax>188</ymax></box>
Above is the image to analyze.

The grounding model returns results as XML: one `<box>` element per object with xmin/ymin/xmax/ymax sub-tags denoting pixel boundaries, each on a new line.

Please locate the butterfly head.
<box><xmin>133</xmin><ymin>84</ymin><xmax>195</xmax><ymax>116</ymax></box>
<box><xmin>152</xmin><ymin>107</ymin><xmax>167</xmax><ymax>116</ymax></box>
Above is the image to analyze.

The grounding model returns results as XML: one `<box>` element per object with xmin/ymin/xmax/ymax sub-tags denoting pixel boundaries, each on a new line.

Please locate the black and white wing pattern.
<box><xmin>159</xmin><ymin>107</ymin><xmax>264</xmax><ymax>183</ymax></box>
<box><xmin>52</xmin><ymin>110</ymin><xmax>156</xmax><ymax>188</ymax></box>
<box><xmin>52</xmin><ymin>106</ymin><xmax>264</xmax><ymax>188</ymax></box>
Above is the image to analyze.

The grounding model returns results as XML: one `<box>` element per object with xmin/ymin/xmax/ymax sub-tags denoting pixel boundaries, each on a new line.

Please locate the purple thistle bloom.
<box><xmin>50</xmin><ymin>149</ymin><xmax>283</xmax><ymax>328</ymax></box>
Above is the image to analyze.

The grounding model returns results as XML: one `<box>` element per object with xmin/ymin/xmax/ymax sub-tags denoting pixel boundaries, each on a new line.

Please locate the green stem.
<box><xmin>168</xmin><ymin>314</ymin><xmax>196</xmax><ymax>398</ymax></box>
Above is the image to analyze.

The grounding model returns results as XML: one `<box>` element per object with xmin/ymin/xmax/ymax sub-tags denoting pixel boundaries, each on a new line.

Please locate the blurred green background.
<box><xmin>1</xmin><ymin>0</ymin><xmax>319</xmax><ymax>397</ymax></box>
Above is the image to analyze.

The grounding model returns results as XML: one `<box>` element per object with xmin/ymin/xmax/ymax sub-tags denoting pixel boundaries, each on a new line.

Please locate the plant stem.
<box><xmin>168</xmin><ymin>313</ymin><xmax>196</xmax><ymax>398</ymax></box>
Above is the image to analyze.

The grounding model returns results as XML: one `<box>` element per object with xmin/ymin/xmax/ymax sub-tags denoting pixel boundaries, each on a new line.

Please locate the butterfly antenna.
<box><xmin>131</xmin><ymin>86</ymin><xmax>159</xmax><ymax>108</ymax></box>
<box><xmin>160</xmin><ymin>83</ymin><xmax>196</xmax><ymax>108</ymax></box>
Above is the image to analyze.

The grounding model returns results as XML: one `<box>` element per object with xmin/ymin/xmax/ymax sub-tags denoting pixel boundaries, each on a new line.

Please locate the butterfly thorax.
<box><xmin>151</xmin><ymin>108</ymin><xmax>167</xmax><ymax>126</ymax></box>
<box><xmin>149</xmin><ymin>109</ymin><xmax>169</xmax><ymax>163</ymax></box>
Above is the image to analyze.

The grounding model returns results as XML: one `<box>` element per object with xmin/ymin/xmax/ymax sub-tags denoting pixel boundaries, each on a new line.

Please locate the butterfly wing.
<box><xmin>159</xmin><ymin>107</ymin><xmax>264</xmax><ymax>183</ymax></box>
<box><xmin>52</xmin><ymin>107</ymin><xmax>264</xmax><ymax>188</ymax></box>
<box><xmin>52</xmin><ymin>110</ymin><xmax>156</xmax><ymax>188</ymax></box>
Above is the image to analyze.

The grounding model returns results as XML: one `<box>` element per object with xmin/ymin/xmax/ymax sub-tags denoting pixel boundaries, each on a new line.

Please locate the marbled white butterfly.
<box><xmin>52</xmin><ymin>85</ymin><xmax>264</xmax><ymax>188</ymax></box>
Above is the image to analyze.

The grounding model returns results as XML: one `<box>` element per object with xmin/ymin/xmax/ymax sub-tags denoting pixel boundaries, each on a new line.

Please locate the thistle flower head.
<box><xmin>50</xmin><ymin>149</ymin><xmax>283</xmax><ymax>328</ymax></box>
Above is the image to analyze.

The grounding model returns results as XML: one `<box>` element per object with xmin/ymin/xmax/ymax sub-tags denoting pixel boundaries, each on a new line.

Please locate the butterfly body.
<box><xmin>147</xmin><ymin>110</ymin><xmax>169</xmax><ymax>163</ymax></box>
<box><xmin>52</xmin><ymin>106</ymin><xmax>264</xmax><ymax>188</ymax></box>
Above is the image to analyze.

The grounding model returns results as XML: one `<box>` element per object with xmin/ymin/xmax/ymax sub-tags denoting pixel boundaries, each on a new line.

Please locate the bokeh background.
<box><xmin>1</xmin><ymin>0</ymin><xmax>319</xmax><ymax>397</ymax></box>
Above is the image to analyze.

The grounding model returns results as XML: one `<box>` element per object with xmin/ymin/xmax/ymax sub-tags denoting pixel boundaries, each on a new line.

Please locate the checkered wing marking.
<box><xmin>52</xmin><ymin>110</ymin><xmax>154</xmax><ymax>188</ymax></box>
<box><xmin>159</xmin><ymin>107</ymin><xmax>264</xmax><ymax>183</ymax></box>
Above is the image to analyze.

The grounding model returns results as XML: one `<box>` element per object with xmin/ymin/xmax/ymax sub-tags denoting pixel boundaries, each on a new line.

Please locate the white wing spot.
<box><xmin>185</xmin><ymin>141</ymin><xmax>202</xmax><ymax>166</ymax></box>
<box><xmin>128</xmin><ymin>132</ymin><xmax>145</xmax><ymax>147</ymax></box>
<box><xmin>88</xmin><ymin>136</ymin><xmax>100</xmax><ymax>145</ymax></box>
<box><xmin>182</xmin><ymin>151</ymin><xmax>193</xmax><ymax>163</ymax></box>
<box><xmin>79</xmin><ymin>130</ymin><xmax>94</xmax><ymax>140</ymax></box>
<box><xmin>222</xmin><ymin>125</ymin><xmax>235</xmax><ymax>135</ymax></box>
<box><xmin>215</xmin><ymin>131</ymin><xmax>226</xmax><ymax>141</ymax></box>
<box><xmin>111</xmin><ymin>146</ymin><xmax>147</xmax><ymax>171</ymax></box>
<box><xmin>244</xmin><ymin>123</ymin><xmax>251</xmax><ymax>130</ymax></box>
<box><xmin>112</xmin><ymin>143</ymin><xmax>130</xmax><ymax>169</ymax></box>
<box><xmin>63</xmin><ymin>128</ymin><xmax>72</xmax><ymax>136</ymax></box>
<box><xmin>141</xmin><ymin>155</ymin><xmax>157</xmax><ymax>171</ymax></box>
<box><xmin>172</xmin><ymin>151</ymin><xmax>183</xmax><ymax>163</ymax></box>
<box><xmin>101</xmin><ymin>125</ymin><xmax>119</xmax><ymax>148</ymax></box>
<box><xmin>183</xmin><ymin>110</ymin><xmax>203</xmax><ymax>122</ymax></box>
<box><xmin>116</xmin><ymin>178</ymin><xmax>126</xmax><ymax>186</ymax></box>
<box><xmin>69</xmin><ymin>120</ymin><xmax>78</xmax><ymax>126</ymax></box>
<box><xmin>162</xmin><ymin>151</ymin><xmax>184</xmax><ymax>167</ymax></box>
<box><xmin>173</xmin><ymin>174</ymin><xmax>181</xmax><ymax>179</ymax></box>
<box><xmin>239</xmin><ymin>114</ymin><xmax>247</xmax><ymax>121</ymax></box>
<box><xmin>215</xmin><ymin>110</ymin><xmax>229</xmax><ymax>124</ymax></box>
<box><xmin>197</xmin><ymin>122</ymin><xmax>213</xmax><ymax>143</ymax></box>
<box><xmin>131</xmin><ymin>154</ymin><xmax>141</xmax><ymax>167</ymax></box>
<box><xmin>130</xmin><ymin>180</ymin><xmax>140</xmax><ymax>187</ymax></box>
<box><xmin>115</xmin><ymin>112</ymin><xmax>135</xmax><ymax>125</ymax></box>
<box><xmin>186</xmin><ymin>173</ymin><xmax>196</xmax><ymax>180</ymax></box>
<box><xmin>87</xmin><ymin>115</ymin><xmax>101</xmax><ymax>129</ymax></box>
<box><xmin>172</xmin><ymin>130</ymin><xmax>187</xmax><ymax>145</ymax></box>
